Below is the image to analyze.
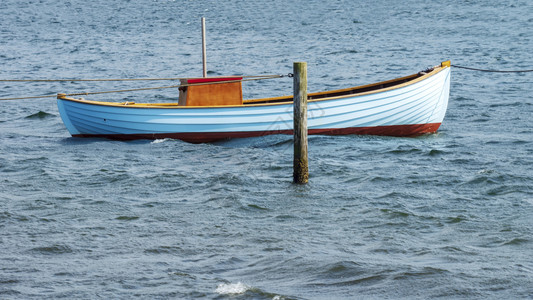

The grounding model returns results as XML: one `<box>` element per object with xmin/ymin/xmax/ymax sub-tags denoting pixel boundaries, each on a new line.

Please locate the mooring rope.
<box><xmin>0</xmin><ymin>74</ymin><xmax>289</xmax><ymax>101</ymax></box>
<box><xmin>452</xmin><ymin>65</ymin><xmax>533</xmax><ymax>73</ymax></box>
<box><xmin>0</xmin><ymin>74</ymin><xmax>285</xmax><ymax>82</ymax></box>
<box><xmin>0</xmin><ymin>78</ymin><xmax>182</xmax><ymax>82</ymax></box>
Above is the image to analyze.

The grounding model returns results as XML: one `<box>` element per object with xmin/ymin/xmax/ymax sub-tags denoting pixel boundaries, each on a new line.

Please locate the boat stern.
<box><xmin>57</xmin><ymin>94</ymin><xmax>81</xmax><ymax>136</ymax></box>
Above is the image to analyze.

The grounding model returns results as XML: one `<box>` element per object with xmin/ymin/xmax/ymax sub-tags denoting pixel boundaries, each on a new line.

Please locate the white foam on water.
<box><xmin>151</xmin><ymin>138</ymin><xmax>171</xmax><ymax>144</ymax></box>
<box><xmin>215</xmin><ymin>282</ymin><xmax>250</xmax><ymax>295</ymax></box>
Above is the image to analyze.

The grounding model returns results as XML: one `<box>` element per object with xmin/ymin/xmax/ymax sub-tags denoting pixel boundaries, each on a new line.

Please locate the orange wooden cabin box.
<box><xmin>178</xmin><ymin>77</ymin><xmax>243</xmax><ymax>106</ymax></box>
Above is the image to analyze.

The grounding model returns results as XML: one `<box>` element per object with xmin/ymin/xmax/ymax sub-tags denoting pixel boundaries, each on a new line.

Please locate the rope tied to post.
<box><xmin>0</xmin><ymin>74</ymin><xmax>290</xmax><ymax>83</ymax></box>
<box><xmin>0</xmin><ymin>73</ymin><xmax>290</xmax><ymax>101</ymax></box>
<box><xmin>452</xmin><ymin>65</ymin><xmax>533</xmax><ymax>73</ymax></box>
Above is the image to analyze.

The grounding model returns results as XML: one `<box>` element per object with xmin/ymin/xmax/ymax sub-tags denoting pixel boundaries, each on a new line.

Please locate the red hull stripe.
<box><xmin>187</xmin><ymin>77</ymin><xmax>243</xmax><ymax>84</ymax></box>
<box><xmin>73</xmin><ymin>123</ymin><xmax>441</xmax><ymax>143</ymax></box>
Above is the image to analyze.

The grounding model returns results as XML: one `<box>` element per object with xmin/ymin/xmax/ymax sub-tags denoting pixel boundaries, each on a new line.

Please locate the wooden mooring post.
<box><xmin>293</xmin><ymin>62</ymin><xmax>309</xmax><ymax>184</ymax></box>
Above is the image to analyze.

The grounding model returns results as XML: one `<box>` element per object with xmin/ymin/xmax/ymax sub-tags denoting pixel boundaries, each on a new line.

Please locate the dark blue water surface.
<box><xmin>1</xmin><ymin>0</ymin><xmax>532</xmax><ymax>299</ymax></box>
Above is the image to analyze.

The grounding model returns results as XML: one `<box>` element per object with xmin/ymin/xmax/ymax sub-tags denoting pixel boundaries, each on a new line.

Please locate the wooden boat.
<box><xmin>57</xmin><ymin>61</ymin><xmax>451</xmax><ymax>143</ymax></box>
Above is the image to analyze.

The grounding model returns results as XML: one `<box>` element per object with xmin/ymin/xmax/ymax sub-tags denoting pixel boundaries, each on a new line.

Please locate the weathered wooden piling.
<box><xmin>293</xmin><ymin>62</ymin><xmax>309</xmax><ymax>184</ymax></box>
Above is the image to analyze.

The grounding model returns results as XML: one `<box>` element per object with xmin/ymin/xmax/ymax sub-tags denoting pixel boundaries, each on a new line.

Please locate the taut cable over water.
<box><xmin>0</xmin><ymin>74</ymin><xmax>286</xmax><ymax>82</ymax></box>
<box><xmin>0</xmin><ymin>74</ymin><xmax>288</xmax><ymax>101</ymax></box>
<box><xmin>451</xmin><ymin>65</ymin><xmax>533</xmax><ymax>73</ymax></box>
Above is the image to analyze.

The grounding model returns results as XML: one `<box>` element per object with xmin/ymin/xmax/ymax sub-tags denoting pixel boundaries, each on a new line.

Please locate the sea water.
<box><xmin>1</xmin><ymin>0</ymin><xmax>532</xmax><ymax>299</ymax></box>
